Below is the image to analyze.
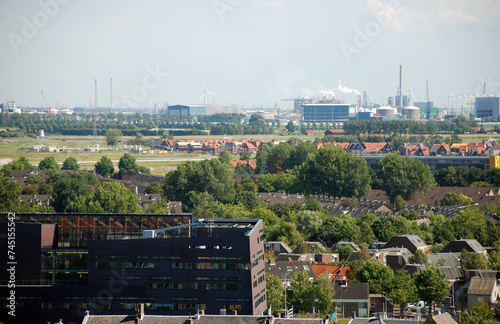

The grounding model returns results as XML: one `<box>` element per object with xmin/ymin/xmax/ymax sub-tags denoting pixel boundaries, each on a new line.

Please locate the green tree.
<box><xmin>296</xmin><ymin>210</ymin><xmax>323</xmax><ymax>240</ymax></box>
<box><xmin>288</xmin><ymin>142</ymin><xmax>316</xmax><ymax>170</ymax></box>
<box><xmin>255</xmin><ymin>143</ymin><xmax>271</xmax><ymax>174</ymax></box>
<box><xmin>265</xmin><ymin>274</ymin><xmax>285</xmax><ymax>315</ymax></box>
<box><xmin>335</xmin><ymin>245</ymin><xmax>354</xmax><ymax>262</ymax></box>
<box><xmin>266</xmin><ymin>219</ymin><xmax>304</xmax><ymax>249</ymax></box>
<box><xmin>183</xmin><ymin>191</ymin><xmax>216</xmax><ymax>213</ymax></box>
<box><xmin>409</xmin><ymin>250</ymin><xmax>428</xmax><ymax>265</ymax></box>
<box><xmin>240</xmin><ymin>150</ymin><xmax>251</xmax><ymax>161</ymax></box>
<box><xmin>164</xmin><ymin>159</ymin><xmax>236</xmax><ymax>205</ymax></box>
<box><xmin>95</xmin><ymin>156</ymin><xmax>115</xmax><ymax>178</ymax></box>
<box><xmin>118</xmin><ymin>153</ymin><xmax>139</xmax><ymax>178</ymax></box>
<box><xmin>145</xmin><ymin>182</ymin><xmax>163</xmax><ymax>194</ymax></box>
<box><xmin>460</xmin><ymin>249</ymin><xmax>487</xmax><ymax>271</ymax></box>
<box><xmin>62</xmin><ymin>157</ymin><xmax>79</xmax><ymax>170</ymax></box>
<box><xmin>316</xmin><ymin>275</ymin><xmax>335</xmax><ymax>314</ymax></box>
<box><xmin>25</xmin><ymin>175</ymin><xmax>43</xmax><ymax>185</ymax></box>
<box><xmin>105</xmin><ymin>128</ymin><xmax>122</xmax><ymax>146</ymax></box>
<box><xmin>218</xmin><ymin>150</ymin><xmax>231</xmax><ymax>164</ymax></box>
<box><xmin>388</xmin><ymin>270</ymin><xmax>418</xmax><ymax>315</ymax></box>
<box><xmin>0</xmin><ymin>175</ymin><xmax>21</xmax><ymax>211</ymax></box>
<box><xmin>354</xmin><ymin>259</ymin><xmax>395</xmax><ymax>293</ymax></box>
<box><xmin>38</xmin><ymin>156</ymin><xmax>59</xmax><ymax>170</ymax></box>
<box><xmin>378</xmin><ymin>153</ymin><xmax>434</xmax><ymax>203</ymax></box>
<box><xmin>267</xmin><ymin>143</ymin><xmax>293</xmax><ymax>174</ymax></box>
<box><xmin>95</xmin><ymin>182</ymin><xmax>142</xmax><ymax>213</ymax></box>
<box><xmin>48</xmin><ymin>171</ymin><xmax>98</xmax><ymax>212</ymax></box>
<box><xmin>2</xmin><ymin>156</ymin><xmax>36</xmax><ymax>176</ymax></box>
<box><xmin>296</xmin><ymin>145</ymin><xmax>371</xmax><ymax>198</ymax></box>
<box><xmin>286</xmin><ymin>121</ymin><xmax>296</xmax><ymax>134</ymax></box>
<box><xmin>318</xmin><ymin>214</ymin><xmax>361</xmax><ymax>247</ymax></box>
<box><xmin>414</xmin><ymin>267</ymin><xmax>449</xmax><ymax>312</ymax></box>
<box><xmin>235</xmin><ymin>191</ymin><xmax>263</xmax><ymax>210</ymax></box>
<box><xmin>289</xmin><ymin>271</ymin><xmax>316</xmax><ymax>314</ymax></box>
<box><xmin>371</xmin><ymin>215</ymin><xmax>415</xmax><ymax>242</ymax></box>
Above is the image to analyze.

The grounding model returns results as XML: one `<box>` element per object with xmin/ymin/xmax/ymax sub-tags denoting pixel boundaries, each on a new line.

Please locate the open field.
<box><xmin>0</xmin><ymin>135</ymin><xmax>219</xmax><ymax>175</ymax></box>
<box><xmin>2</xmin><ymin>132</ymin><xmax>500</xmax><ymax>175</ymax></box>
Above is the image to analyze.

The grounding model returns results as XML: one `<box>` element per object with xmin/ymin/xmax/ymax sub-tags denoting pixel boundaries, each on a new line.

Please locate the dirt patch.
<box><xmin>0</xmin><ymin>158</ymin><xmax>13</xmax><ymax>166</ymax></box>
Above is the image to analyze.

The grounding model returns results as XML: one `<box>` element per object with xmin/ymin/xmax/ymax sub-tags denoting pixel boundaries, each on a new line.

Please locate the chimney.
<box><xmin>270</xmin><ymin>259</ymin><xmax>276</xmax><ymax>265</ymax></box>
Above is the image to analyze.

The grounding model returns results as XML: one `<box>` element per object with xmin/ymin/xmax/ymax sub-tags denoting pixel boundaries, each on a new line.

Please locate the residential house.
<box><xmin>441</xmin><ymin>239</ymin><xmax>488</xmax><ymax>261</ymax></box>
<box><xmin>401</xmin><ymin>144</ymin><xmax>430</xmax><ymax>156</ymax></box>
<box><xmin>363</xmin><ymin>142</ymin><xmax>393</xmax><ymax>154</ymax></box>
<box><xmin>240</xmin><ymin>142</ymin><xmax>258</xmax><ymax>154</ymax></box>
<box><xmin>202</xmin><ymin>141</ymin><xmax>220</xmax><ymax>155</ymax></box>
<box><xmin>466</xmin><ymin>277</ymin><xmax>500</xmax><ymax>310</ymax></box>
<box><xmin>324</xmin><ymin>129</ymin><xmax>346</xmax><ymax>136</ymax></box>
<box><xmin>292</xmin><ymin>241</ymin><xmax>328</xmax><ymax>254</ymax></box>
<box><xmin>424</xmin><ymin>312</ymin><xmax>458</xmax><ymax>324</ymax></box>
<box><xmin>384</xmin><ymin>235</ymin><xmax>430</xmax><ymax>254</ymax></box>
<box><xmin>332</xmin><ymin>282</ymin><xmax>370</xmax><ymax>318</ymax></box>
<box><xmin>488</xmin><ymin>145</ymin><xmax>500</xmax><ymax>156</ymax></box>
<box><xmin>138</xmin><ymin>194</ymin><xmax>161</xmax><ymax>209</ymax></box>
<box><xmin>305</xmin><ymin>130</ymin><xmax>315</xmax><ymax>136</ymax></box>
<box><xmin>311</xmin><ymin>264</ymin><xmax>351</xmax><ymax>284</ymax></box>
<box><xmin>265</xmin><ymin>241</ymin><xmax>293</xmax><ymax>256</ymax></box>
<box><xmin>150</xmin><ymin>139</ymin><xmax>174</xmax><ymax>151</ymax></box>
<box><xmin>188</xmin><ymin>142</ymin><xmax>203</xmax><ymax>154</ymax></box>
<box><xmin>430</xmin><ymin>144</ymin><xmax>450</xmax><ymax>156</ymax></box>
<box><xmin>229</xmin><ymin>160</ymin><xmax>256</xmax><ymax>173</ymax></box>
<box><xmin>369</xmin><ymin>294</ymin><xmax>394</xmax><ymax>317</ymax></box>
<box><xmin>265</xmin><ymin>260</ymin><xmax>316</xmax><ymax>289</ymax></box>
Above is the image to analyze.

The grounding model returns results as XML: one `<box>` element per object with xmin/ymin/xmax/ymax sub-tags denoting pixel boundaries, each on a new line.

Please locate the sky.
<box><xmin>1</xmin><ymin>0</ymin><xmax>499</xmax><ymax>111</ymax></box>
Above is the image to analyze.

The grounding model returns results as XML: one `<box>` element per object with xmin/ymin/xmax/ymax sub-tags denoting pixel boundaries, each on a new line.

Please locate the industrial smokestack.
<box><xmin>399</xmin><ymin>65</ymin><xmax>403</xmax><ymax>107</ymax></box>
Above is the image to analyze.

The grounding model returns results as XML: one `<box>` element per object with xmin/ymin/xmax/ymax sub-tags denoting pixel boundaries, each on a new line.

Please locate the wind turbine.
<box><xmin>199</xmin><ymin>82</ymin><xmax>215</xmax><ymax>106</ymax></box>
<box><xmin>444</xmin><ymin>92</ymin><xmax>455</xmax><ymax>115</ymax></box>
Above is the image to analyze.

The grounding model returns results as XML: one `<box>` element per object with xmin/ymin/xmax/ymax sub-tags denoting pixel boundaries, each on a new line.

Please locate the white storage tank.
<box><xmin>377</xmin><ymin>106</ymin><xmax>396</xmax><ymax>117</ymax></box>
<box><xmin>402</xmin><ymin>106</ymin><xmax>420</xmax><ymax>120</ymax></box>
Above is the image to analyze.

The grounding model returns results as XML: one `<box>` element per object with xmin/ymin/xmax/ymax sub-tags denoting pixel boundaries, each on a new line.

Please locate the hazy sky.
<box><xmin>1</xmin><ymin>0</ymin><xmax>499</xmax><ymax>110</ymax></box>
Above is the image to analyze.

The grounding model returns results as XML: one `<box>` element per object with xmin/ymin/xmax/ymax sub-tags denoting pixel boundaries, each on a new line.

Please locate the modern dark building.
<box><xmin>0</xmin><ymin>213</ymin><xmax>266</xmax><ymax>323</ymax></box>
<box><xmin>302</xmin><ymin>104</ymin><xmax>350</xmax><ymax>123</ymax></box>
<box><xmin>168</xmin><ymin>105</ymin><xmax>206</xmax><ymax>116</ymax></box>
<box><xmin>475</xmin><ymin>97</ymin><xmax>500</xmax><ymax>118</ymax></box>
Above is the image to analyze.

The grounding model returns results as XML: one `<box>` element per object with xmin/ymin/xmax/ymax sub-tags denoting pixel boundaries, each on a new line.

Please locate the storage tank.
<box><xmin>377</xmin><ymin>106</ymin><xmax>396</xmax><ymax>117</ymax></box>
<box><xmin>402</xmin><ymin>106</ymin><xmax>420</xmax><ymax>120</ymax></box>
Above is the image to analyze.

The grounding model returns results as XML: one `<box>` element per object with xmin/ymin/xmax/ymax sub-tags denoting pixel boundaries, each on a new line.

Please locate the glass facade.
<box><xmin>303</xmin><ymin>104</ymin><xmax>350</xmax><ymax>122</ymax></box>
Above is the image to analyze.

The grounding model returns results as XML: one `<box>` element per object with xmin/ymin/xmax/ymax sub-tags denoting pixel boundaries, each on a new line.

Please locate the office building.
<box><xmin>0</xmin><ymin>214</ymin><xmax>266</xmax><ymax>323</ymax></box>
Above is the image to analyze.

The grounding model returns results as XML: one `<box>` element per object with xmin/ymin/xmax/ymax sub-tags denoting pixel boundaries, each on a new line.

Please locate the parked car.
<box><xmin>405</xmin><ymin>301</ymin><xmax>425</xmax><ymax>311</ymax></box>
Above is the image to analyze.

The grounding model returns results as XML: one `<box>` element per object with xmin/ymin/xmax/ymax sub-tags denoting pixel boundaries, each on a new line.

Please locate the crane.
<box><xmin>41</xmin><ymin>90</ymin><xmax>51</xmax><ymax>114</ymax></box>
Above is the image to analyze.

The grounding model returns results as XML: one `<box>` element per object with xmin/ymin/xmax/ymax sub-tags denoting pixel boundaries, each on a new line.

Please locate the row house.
<box><xmin>346</xmin><ymin>142</ymin><xmax>393</xmax><ymax>155</ymax></box>
<box><xmin>188</xmin><ymin>142</ymin><xmax>203</xmax><ymax>154</ymax></box>
<box><xmin>401</xmin><ymin>143</ymin><xmax>430</xmax><ymax>156</ymax></box>
<box><xmin>429</xmin><ymin>144</ymin><xmax>450</xmax><ymax>156</ymax></box>
<box><xmin>150</xmin><ymin>139</ymin><xmax>174</xmax><ymax>151</ymax></box>
<box><xmin>201</xmin><ymin>141</ymin><xmax>220</xmax><ymax>154</ymax></box>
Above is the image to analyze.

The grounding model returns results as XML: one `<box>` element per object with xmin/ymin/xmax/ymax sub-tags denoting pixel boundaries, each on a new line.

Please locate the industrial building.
<box><xmin>302</xmin><ymin>103</ymin><xmax>350</xmax><ymax>123</ymax></box>
<box><xmin>168</xmin><ymin>104</ymin><xmax>206</xmax><ymax>116</ymax></box>
<box><xmin>0</xmin><ymin>214</ymin><xmax>266</xmax><ymax>323</ymax></box>
<box><xmin>475</xmin><ymin>97</ymin><xmax>500</xmax><ymax>118</ymax></box>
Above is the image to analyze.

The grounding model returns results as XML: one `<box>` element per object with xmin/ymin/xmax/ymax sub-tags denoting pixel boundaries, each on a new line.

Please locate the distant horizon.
<box><xmin>1</xmin><ymin>1</ymin><xmax>499</xmax><ymax>110</ymax></box>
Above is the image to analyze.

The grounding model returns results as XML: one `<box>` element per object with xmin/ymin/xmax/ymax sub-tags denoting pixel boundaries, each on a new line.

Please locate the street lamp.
<box><xmin>284</xmin><ymin>272</ymin><xmax>288</xmax><ymax>317</ymax></box>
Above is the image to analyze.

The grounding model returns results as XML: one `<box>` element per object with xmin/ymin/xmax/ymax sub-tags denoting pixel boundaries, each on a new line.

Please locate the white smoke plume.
<box><xmin>337</xmin><ymin>80</ymin><xmax>361</xmax><ymax>96</ymax></box>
